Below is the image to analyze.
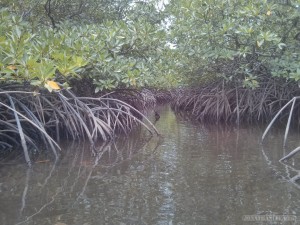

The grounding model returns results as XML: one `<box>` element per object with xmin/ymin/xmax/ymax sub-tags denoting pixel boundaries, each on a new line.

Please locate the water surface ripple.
<box><xmin>0</xmin><ymin>106</ymin><xmax>299</xmax><ymax>225</ymax></box>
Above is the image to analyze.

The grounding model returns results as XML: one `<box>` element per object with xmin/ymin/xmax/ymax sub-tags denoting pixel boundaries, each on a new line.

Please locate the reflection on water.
<box><xmin>0</xmin><ymin>106</ymin><xmax>300</xmax><ymax>225</ymax></box>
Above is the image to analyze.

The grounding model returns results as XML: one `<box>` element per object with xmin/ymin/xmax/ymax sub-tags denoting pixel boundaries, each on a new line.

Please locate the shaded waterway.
<box><xmin>0</xmin><ymin>106</ymin><xmax>300</xmax><ymax>225</ymax></box>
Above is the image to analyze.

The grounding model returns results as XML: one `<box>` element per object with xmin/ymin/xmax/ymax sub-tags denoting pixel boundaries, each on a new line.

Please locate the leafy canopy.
<box><xmin>166</xmin><ymin>0</ymin><xmax>300</xmax><ymax>87</ymax></box>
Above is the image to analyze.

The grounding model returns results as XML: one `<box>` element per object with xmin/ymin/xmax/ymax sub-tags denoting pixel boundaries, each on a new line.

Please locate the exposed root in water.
<box><xmin>262</xmin><ymin>97</ymin><xmax>300</xmax><ymax>161</ymax></box>
<box><xmin>171</xmin><ymin>77</ymin><xmax>300</xmax><ymax>124</ymax></box>
<box><xmin>0</xmin><ymin>85</ymin><xmax>159</xmax><ymax>165</ymax></box>
<box><xmin>98</xmin><ymin>88</ymin><xmax>172</xmax><ymax>112</ymax></box>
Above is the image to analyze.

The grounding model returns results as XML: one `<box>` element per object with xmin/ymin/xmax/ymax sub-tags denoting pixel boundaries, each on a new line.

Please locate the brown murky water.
<box><xmin>0</xmin><ymin>106</ymin><xmax>300</xmax><ymax>225</ymax></box>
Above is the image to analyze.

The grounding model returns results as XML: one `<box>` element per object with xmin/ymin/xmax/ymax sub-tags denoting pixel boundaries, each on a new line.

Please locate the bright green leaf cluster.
<box><xmin>0</xmin><ymin>8</ymin><xmax>178</xmax><ymax>91</ymax></box>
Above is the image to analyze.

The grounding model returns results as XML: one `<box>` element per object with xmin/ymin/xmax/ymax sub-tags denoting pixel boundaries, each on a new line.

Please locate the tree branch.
<box><xmin>44</xmin><ymin>0</ymin><xmax>56</xmax><ymax>29</ymax></box>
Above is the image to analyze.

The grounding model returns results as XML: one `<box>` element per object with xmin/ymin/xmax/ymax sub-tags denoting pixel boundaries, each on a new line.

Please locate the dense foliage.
<box><xmin>166</xmin><ymin>0</ymin><xmax>300</xmax><ymax>87</ymax></box>
<box><xmin>1</xmin><ymin>0</ymin><xmax>299</xmax><ymax>90</ymax></box>
<box><xmin>3</xmin><ymin>0</ymin><xmax>298</xmax><ymax>90</ymax></box>
<box><xmin>0</xmin><ymin>8</ymin><xmax>176</xmax><ymax>93</ymax></box>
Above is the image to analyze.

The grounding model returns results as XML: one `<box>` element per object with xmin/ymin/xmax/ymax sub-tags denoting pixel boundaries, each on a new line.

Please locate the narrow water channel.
<box><xmin>0</xmin><ymin>106</ymin><xmax>299</xmax><ymax>225</ymax></box>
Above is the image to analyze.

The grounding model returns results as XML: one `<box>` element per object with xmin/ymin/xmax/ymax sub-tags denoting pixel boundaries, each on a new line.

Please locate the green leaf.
<box><xmin>30</xmin><ymin>80</ymin><xmax>42</xmax><ymax>86</ymax></box>
<box><xmin>256</xmin><ymin>40</ymin><xmax>264</xmax><ymax>48</ymax></box>
<box><xmin>278</xmin><ymin>43</ymin><xmax>286</xmax><ymax>50</ymax></box>
<box><xmin>15</xmin><ymin>26</ymin><xmax>21</xmax><ymax>39</ymax></box>
<box><xmin>44</xmin><ymin>83</ymin><xmax>53</xmax><ymax>92</ymax></box>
